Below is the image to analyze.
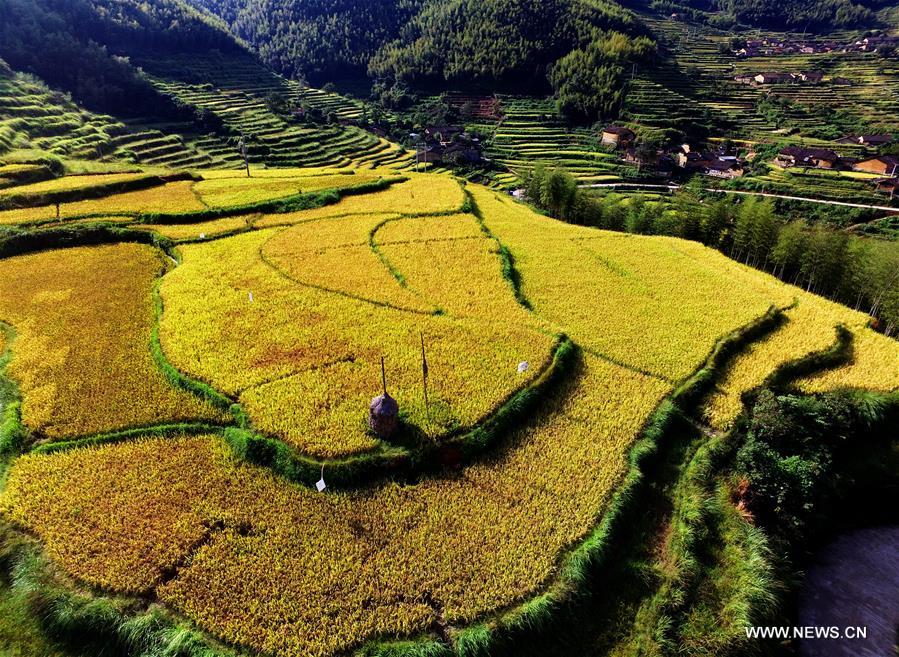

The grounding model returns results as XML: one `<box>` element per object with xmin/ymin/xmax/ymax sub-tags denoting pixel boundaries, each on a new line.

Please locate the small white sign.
<box><xmin>316</xmin><ymin>478</ymin><xmax>327</xmax><ymax>493</ymax></box>
<box><xmin>517</xmin><ymin>361</ymin><xmax>529</xmax><ymax>373</ymax></box>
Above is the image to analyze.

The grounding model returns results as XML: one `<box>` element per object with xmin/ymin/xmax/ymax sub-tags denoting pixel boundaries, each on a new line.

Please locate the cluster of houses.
<box><xmin>599</xmin><ymin>125</ymin><xmax>897</xmax><ymax>196</ymax></box>
<box><xmin>601</xmin><ymin>126</ymin><xmax>747</xmax><ymax>179</ymax></box>
<box><xmin>733</xmin><ymin>70</ymin><xmax>844</xmax><ymax>86</ymax></box>
<box><xmin>775</xmin><ymin>141</ymin><xmax>899</xmax><ymax>197</ymax></box>
<box><xmin>734</xmin><ymin>34</ymin><xmax>898</xmax><ymax>58</ymax></box>
<box><xmin>412</xmin><ymin>126</ymin><xmax>485</xmax><ymax>167</ymax></box>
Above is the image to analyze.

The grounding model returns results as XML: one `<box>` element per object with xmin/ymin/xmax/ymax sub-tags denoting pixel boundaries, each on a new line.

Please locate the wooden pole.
<box><xmin>420</xmin><ymin>332</ymin><xmax>430</xmax><ymax>424</ymax></box>
<box><xmin>381</xmin><ymin>356</ymin><xmax>387</xmax><ymax>395</ymax></box>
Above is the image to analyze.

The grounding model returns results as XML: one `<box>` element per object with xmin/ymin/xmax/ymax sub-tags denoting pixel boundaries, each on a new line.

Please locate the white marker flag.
<box><xmin>316</xmin><ymin>464</ymin><xmax>326</xmax><ymax>492</ymax></box>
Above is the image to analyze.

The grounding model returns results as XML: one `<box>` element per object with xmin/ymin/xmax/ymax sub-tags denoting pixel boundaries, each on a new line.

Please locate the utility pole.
<box><xmin>238</xmin><ymin>133</ymin><xmax>250</xmax><ymax>178</ymax></box>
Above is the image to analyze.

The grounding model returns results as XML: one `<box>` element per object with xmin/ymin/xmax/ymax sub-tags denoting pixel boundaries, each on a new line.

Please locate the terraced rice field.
<box><xmin>0</xmin><ymin>168</ymin><xmax>391</xmax><ymax>225</ymax></box>
<box><xmin>481</xmin><ymin>97</ymin><xmax>625</xmax><ymax>186</ymax></box>
<box><xmin>139</xmin><ymin>53</ymin><xmax>415</xmax><ymax>172</ymax></box>
<box><xmin>0</xmin><ymin>243</ymin><xmax>225</xmax><ymax>439</ymax></box>
<box><xmin>0</xmin><ymin>168</ymin><xmax>896</xmax><ymax>657</ymax></box>
<box><xmin>0</xmin><ymin>68</ymin><xmax>224</xmax><ymax>168</ymax></box>
<box><xmin>636</xmin><ymin>13</ymin><xmax>899</xmax><ymax>143</ymax></box>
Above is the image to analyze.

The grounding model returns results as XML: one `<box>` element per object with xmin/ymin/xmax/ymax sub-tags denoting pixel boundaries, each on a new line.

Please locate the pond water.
<box><xmin>798</xmin><ymin>525</ymin><xmax>899</xmax><ymax>657</ymax></box>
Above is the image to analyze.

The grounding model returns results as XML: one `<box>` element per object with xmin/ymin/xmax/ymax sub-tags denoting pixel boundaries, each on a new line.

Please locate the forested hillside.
<box><xmin>187</xmin><ymin>0</ymin><xmax>423</xmax><ymax>83</ymax></box>
<box><xmin>0</xmin><ymin>0</ymin><xmax>243</xmax><ymax>116</ymax></box>
<box><xmin>187</xmin><ymin>0</ymin><xmax>655</xmax><ymax>119</ymax></box>
<box><xmin>645</xmin><ymin>0</ymin><xmax>887</xmax><ymax>29</ymax></box>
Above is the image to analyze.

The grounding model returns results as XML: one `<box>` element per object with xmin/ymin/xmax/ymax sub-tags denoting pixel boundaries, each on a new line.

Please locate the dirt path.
<box><xmin>798</xmin><ymin>526</ymin><xmax>899</xmax><ymax>657</ymax></box>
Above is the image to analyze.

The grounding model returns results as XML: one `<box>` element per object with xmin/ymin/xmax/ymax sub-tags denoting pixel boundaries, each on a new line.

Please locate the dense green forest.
<box><xmin>0</xmin><ymin>0</ymin><xmax>242</xmax><ymax>116</ymax></box>
<box><xmin>645</xmin><ymin>0</ymin><xmax>888</xmax><ymax>29</ymax></box>
<box><xmin>186</xmin><ymin>0</ymin><xmax>423</xmax><ymax>83</ymax></box>
<box><xmin>187</xmin><ymin>0</ymin><xmax>655</xmax><ymax>120</ymax></box>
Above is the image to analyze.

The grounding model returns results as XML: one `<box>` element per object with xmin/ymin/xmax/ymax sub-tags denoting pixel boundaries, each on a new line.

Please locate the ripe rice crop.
<box><xmin>0</xmin><ymin>244</ymin><xmax>227</xmax><ymax>438</ymax></box>
<box><xmin>702</xmin><ymin>298</ymin><xmax>871</xmax><ymax>429</ymax></box>
<box><xmin>470</xmin><ymin>188</ymin><xmax>796</xmax><ymax>381</ymax></box>
<box><xmin>135</xmin><ymin>215</ymin><xmax>256</xmax><ymax>240</ymax></box>
<box><xmin>0</xmin><ymin>354</ymin><xmax>670</xmax><ymax>657</ymax></box>
<box><xmin>261</xmin><ymin>216</ymin><xmax>430</xmax><ymax>313</ymax></box>
<box><xmin>0</xmin><ymin>173</ymin><xmax>148</xmax><ymax>199</ymax></box>
<box><xmin>160</xmin><ymin>227</ymin><xmax>552</xmax><ymax>457</ymax></box>
<box><xmin>378</xmin><ymin>235</ymin><xmax>538</xmax><ymax>321</ymax></box>
<box><xmin>199</xmin><ymin>168</ymin><xmax>350</xmax><ymax>179</ymax></box>
<box><xmin>799</xmin><ymin>327</ymin><xmax>899</xmax><ymax>393</ymax></box>
<box><xmin>0</xmin><ymin>182</ymin><xmax>206</xmax><ymax>225</ymax></box>
<box><xmin>1</xmin><ymin>175</ymin><xmax>896</xmax><ymax>657</ymax></box>
<box><xmin>374</xmin><ymin>213</ymin><xmax>486</xmax><ymax>244</ymax></box>
<box><xmin>193</xmin><ymin>174</ymin><xmax>378</xmax><ymax>208</ymax></box>
<box><xmin>254</xmin><ymin>174</ymin><xmax>464</xmax><ymax>229</ymax></box>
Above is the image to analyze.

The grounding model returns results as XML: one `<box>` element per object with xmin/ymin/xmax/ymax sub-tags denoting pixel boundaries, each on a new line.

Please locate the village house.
<box><xmin>423</xmin><ymin>126</ymin><xmax>463</xmax><ymax>147</ymax></box>
<box><xmin>754</xmin><ymin>72</ymin><xmax>794</xmax><ymax>85</ymax></box>
<box><xmin>705</xmin><ymin>158</ymin><xmax>745</xmax><ymax>179</ymax></box>
<box><xmin>798</xmin><ymin>70</ymin><xmax>824</xmax><ymax>84</ymax></box>
<box><xmin>837</xmin><ymin>134</ymin><xmax>893</xmax><ymax>148</ymax></box>
<box><xmin>675</xmin><ymin>147</ymin><xmax>716</xmax><ymax>171</ymax></box>
<box><xmin>875</xmin><ymin>177</ymin><xmax>899</xmax><ymax>198</ymax></box>
<box><xmin>853</xmin><ymin>155</ymin><xmax>899</xmax><ymax>176</ymax></box>
<box><xmin>601</xmin><ymin>125</ymin><xmax>636</xmax><ymax>149</ymax></box>
<box><xmin>776</xmin><ymin>146</ymin><xmax>841</xmax><ymax>169</ymax></box>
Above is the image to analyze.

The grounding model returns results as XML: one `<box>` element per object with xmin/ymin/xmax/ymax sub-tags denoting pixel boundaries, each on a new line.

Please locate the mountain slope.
<box><xmin>0</xmin><ymin>0</ymin><xmax>243</xmax><ymax>117</ymax></box>
<box><xmin>188</xmin><ymin>0</ymin><xmax>650</xmax><ymax>91</ymax></box>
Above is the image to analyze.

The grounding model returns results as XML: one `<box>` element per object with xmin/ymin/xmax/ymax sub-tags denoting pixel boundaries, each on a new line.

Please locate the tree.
<box><xmin>748</xmin><ymin>199</ymin><xmax>779</xmax><ymax>270</ymax></box>
<box><xmin>770</xmin><ymin>220</ymin><xmax>807</xmax><ymax>282</ymax></box>
<box><xmin>540</xmin><ymin>168</ymin><xmax>578</xmax><ymax>220</ymax></box>
<box><xmin>702</xmin><ymin>197</ymin><xmax>733</xmax><ymax>247</ymax></box>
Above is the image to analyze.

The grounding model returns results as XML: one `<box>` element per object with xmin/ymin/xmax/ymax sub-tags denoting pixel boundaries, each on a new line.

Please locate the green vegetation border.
<box><xmin>626</xmin><ymin>322</ymin><xmax>859</xmax><ymax>654</ymax></box>
<box><xmin>417</xmin><ymin>306</ymin><xmax>787</xmax><ymax>657</ymax></box>
<box><xmin>0</xmin><ymin>524</ymin><xmax>241</xmax><ymax>657</ymax></box>
<box><xmin>0</xmin><ymin>322</ymin><xmax>25</xmax><ymax>458</ymax></box>
<box><xmin>0</xmin><ymin>224</ymin><xmax>175</xmax><ymax>260</ymax></box>
<box><xmin>466</xmin><ymin>189</ymin><xmax>531</xmax><ymax>309</ymax></box>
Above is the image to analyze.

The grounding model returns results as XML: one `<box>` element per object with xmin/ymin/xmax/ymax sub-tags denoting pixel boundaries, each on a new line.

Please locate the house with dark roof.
<box><xmin>423</xmin><ymin>126</ymin><xmax>463</xmax><ymax>146</ymax></box>
<box><xmin>601</xmin><ymin>125</ymin><xmax>636</xmax><ymax>149</ymax></box>
<box><xmin>838</xmin><ymin>134</ymin><xmax>894</xmax><ymax>148</ymax></box>
<box><xmin>754</xmin><ymin>72</ymin><xmax>794</xmax><ymax>84</ymax></box>
<box><xmin>854</xmin><ymin>156</ymin><xmax>899</xmax><ymax>176</ymax></box>
<box><xmin>705</xmin><ymin>158</ymin><xmax>745</xmax><ymax>179</ymax></box>
<box><xmin>776</xmin><ymin>146</ymin><xmax>841</xmax><ymax>169</ymax></box>
<box><xmin>875</xmin><ymin>178</ymin><xmax>899</xmax><ymax>197</ymax></box>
